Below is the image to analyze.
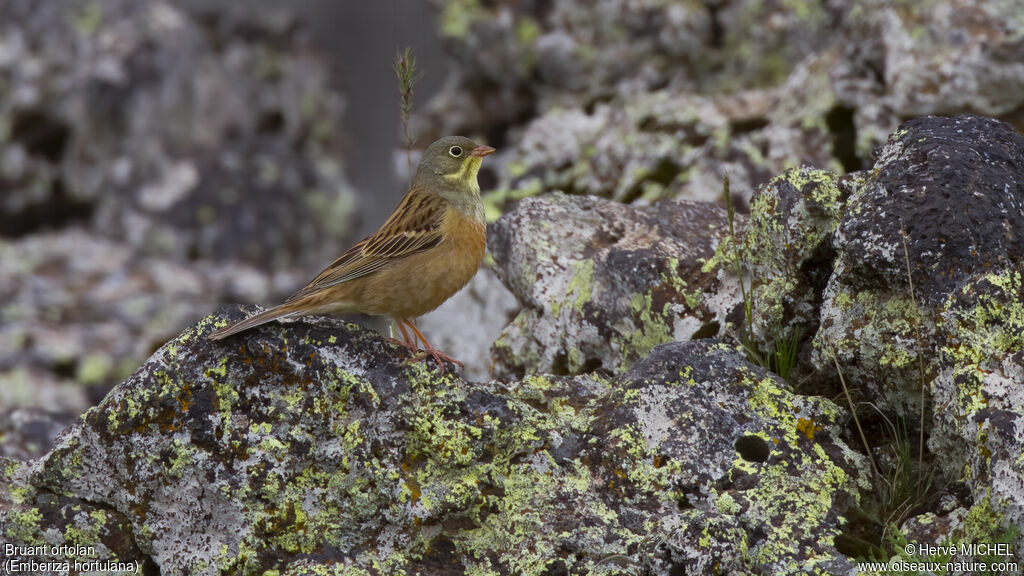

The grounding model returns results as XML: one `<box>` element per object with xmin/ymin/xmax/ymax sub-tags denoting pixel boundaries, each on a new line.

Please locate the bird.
<box><xmin>209</xmin><ymin>135</ymin><xmax>494</xmax><ymax>374</ymax></box>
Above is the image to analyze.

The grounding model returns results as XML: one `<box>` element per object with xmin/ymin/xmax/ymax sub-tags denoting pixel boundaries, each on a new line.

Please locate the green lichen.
<box><xmin>166</xmin><ymin>439</ymin><xmax>196</xmax><ymax>479</ymax></box>
<box><xmin>568</xmin><ymin>259</ymin><xmax>595</xmax><ymax>314</ymax></box>
<box><xmin>942</xmin><ymin>270</ymin><xmax>1024</xmax><ymax>415</ymax></box>
<box><xmin>613</xmin><ymin>292</ymin><xmax>674</xmax><ymax>372</ymax></box>
<box><xmin>63</xmin><ymin>508</ymin><xmax>106</xmax><ymax>554</ymax></box>
<box><xmin>5</xmin><ymin>507</ymin><xmax>44</xmax><ymax>543</ymax></box>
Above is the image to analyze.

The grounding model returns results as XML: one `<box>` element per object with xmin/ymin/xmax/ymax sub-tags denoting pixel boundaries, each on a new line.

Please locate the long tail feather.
<box><xmin>208</xmin><ymin>305</ymin><xmax>298</xmax><ymax>340</ymax></box>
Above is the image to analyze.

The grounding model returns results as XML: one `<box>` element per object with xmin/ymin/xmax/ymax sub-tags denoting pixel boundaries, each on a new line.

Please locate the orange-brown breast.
<box><xmin>343</xmin><ymin>206</ymin><xmax>486</xmax><ymax>319</ymax></box>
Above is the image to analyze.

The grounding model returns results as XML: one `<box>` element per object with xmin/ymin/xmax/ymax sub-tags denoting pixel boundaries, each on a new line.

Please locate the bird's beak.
<box><xmin>471</xmin><ymin>145</ymin><xmax>496</xmax><ymax>158</ymax></box>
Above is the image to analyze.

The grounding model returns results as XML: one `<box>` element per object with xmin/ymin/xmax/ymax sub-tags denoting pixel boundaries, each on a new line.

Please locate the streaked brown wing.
<box><xmin>285</xmin><ymin>186</ymin><xmax>446</xmax><ymax>303</ymax></box>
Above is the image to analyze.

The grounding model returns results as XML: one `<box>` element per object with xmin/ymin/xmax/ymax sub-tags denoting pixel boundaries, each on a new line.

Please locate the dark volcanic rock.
<box><xmin>0</xmin><ymin>309</ymin><xmax>868</xmax><ymax>575</ymax></box>
<box><xmin>834</xmin><ymin>116</ymin><xmax>1024</xmax><ymax>304</ymax></box>
<box><xmin>814</xmin><ymin>115</ymin><xmax>1024</xmax><ymax>413</ymax></box>
<box><xmin>808</xmin><ymin>115</ymin><xmax>1024</xmax><ymax>550</ymax></box>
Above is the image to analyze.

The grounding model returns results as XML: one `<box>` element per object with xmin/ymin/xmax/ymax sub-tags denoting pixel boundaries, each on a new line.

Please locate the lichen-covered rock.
<box><xmin>421</xmin><ymin>0</ymin><xmax>838</xmax><ymax>142</ymax></box>
<box><xmin>704</xmin><ymin>167</ymin><xmax>848</xmax><ymax>373</ymax></box>
<box><xmin>0</xmin><ymin>0</ymin><xmax>356</xmax><ymax>266</ymax></box>
<box><xmin>422</xmin><ymin>0</ymin><xmax>1024</xmax><ymax>218</ymax></box>
<box><xmin>0</xmin><ymin>0</ymin><xmax>355</xmax><ymax>416</ymax></box>
<box><xmin>813</xmin><ymin>115</ymin><xmax>1024</xmax><ymax>414</ymax></box>
<box><xmin>930</xmin><ymin>269</ymin><xmax>1024</xmax><ymax>544</ymax></box>
<box><xmin>832</xmin><ymin>0</ymin><xmax>1024</xmax><ymax>122</ymax></box>
<box><xmin>0</xmin><ymin>229</ymin><xmax>294</xmax><ymax>415</ymax></box>
<box><xmin>0</xmin><ymin>309</ymin><xmax>868</xmax><ymax>575</ymax></box>
<box><xmin>489</xmin><ymin>192</ymin><xmax>739</xmax><ymax>379</ymax></box>
<box><xmin>487</xmin><ymin>90</ymin><xmax>802</xmax><ymax>212</ymax></box>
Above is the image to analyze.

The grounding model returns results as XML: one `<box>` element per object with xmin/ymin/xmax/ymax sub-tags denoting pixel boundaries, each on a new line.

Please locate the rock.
<box><xmin>930</xmin><ymin>270</ymin><xmax>1024</xmax><ymax>546</ymax></box>
<box><xmin>806</xmin><ymin>114</ymin><xmax>1024</xmax><ymax>552</ymax></box>
<box><xmin>703</xmin><ymin>167</ymin><xmax>849</xmax><ymax>382</ymax></box>
<box><xmin>0</xmin><ymin>408</ymin><xmax>74</xmax><ymax>461</ymax></box>
<box><xmin>813</xmin><ymin>115</ymin><xmax>1024</xmax><ymax>414</ymax></box>
<box><xmin>489</xmin><ymin>192</ymin><xmax>740</xmax><ymax>379</ymax></box>
<box><xmin>0</xmin><ymin>309</ymin><xmax>868</xmax><ymax>575</ymax></box>
<box><xmin>420</xmin><ymin>0</ymin><xmax>1024</xmax><ymax>219</ymax></box>
<box><xmin>0</xmin><ymin>0</ymin><xmax>356</xmax><ymax>268</ymax></box>
<box><xmin>0</xmin><ymin>228</ymin><xmax>296</xmax><ymax>414</ymax></box>
<box><xmin>832</xmin><ymin>0</ymin><xmax>1024</xmax><ymax>121</ymax></box>
<box><xmin>0</xmin><ymin>0</ymin><xmax>356</xmax><ymax>415</ymax></box>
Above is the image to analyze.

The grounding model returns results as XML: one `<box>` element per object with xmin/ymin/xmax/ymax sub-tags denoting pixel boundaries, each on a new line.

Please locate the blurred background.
<box><xmin>3</xmin><ymin>0</ymin><xmax>1023</xmax><ymax>458</ymax></box>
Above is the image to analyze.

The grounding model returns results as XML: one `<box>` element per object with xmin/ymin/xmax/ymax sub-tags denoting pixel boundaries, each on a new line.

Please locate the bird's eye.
<box><xmin>449</xmin><ymin>146</ymin><xmax>463</xmax><ymax>157</ymax></box>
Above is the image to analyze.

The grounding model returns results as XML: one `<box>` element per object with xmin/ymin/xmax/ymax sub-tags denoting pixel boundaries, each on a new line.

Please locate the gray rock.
<box><xmin>0</xmin><ymin>228</ymin><xmax>295</xmax><ymax>414</ymax></box>
<box><xmin>0</xmin><ymin>408</ymin><xmax>74</xmax><ymax>461</ymax></box>
<box><xmin>420</xmin><ymin>0</ymin><xmax>1024</xmax><ymax>219</ymax></box>
<box><xmin>705</xmin><ymin>167</ymin><xmax>848</xmax><ymax>378</ymax></box>
<box><xmin>806</xmin><ymin>114</ymin><xmax>1024</xmax><ymax>552</ymax></box>
<box><xmin>489</xmin><ymin>192</ymin><xmax>740</xmax><ymax>379</ymax></box>
<box><xmin>0</xmin><ymin>0</ymin><xmax>356</xmax><ymax>268</ymax></box>
<box><xmin>930</xmin><ymin>270</ymin><xmax>1024</xmax><ymax>549</ymax></box>
<box><xmin>0</xmin><ymin>310</ymin><xmax>868</xmax><ymax>575</ymax></box>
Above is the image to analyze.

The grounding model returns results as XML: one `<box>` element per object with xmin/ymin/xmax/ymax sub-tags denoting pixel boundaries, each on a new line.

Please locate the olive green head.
<box><xmin>415</xmin><ymin>135</ymin><xmax>495</xmax><ymax>192</ymax></box>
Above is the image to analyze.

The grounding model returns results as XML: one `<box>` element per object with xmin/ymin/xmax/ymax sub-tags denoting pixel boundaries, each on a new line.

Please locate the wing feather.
<box><xmin>285</xmin><ymin>186</ymin><xmax>446</xmax><ymax>303</ymax></box>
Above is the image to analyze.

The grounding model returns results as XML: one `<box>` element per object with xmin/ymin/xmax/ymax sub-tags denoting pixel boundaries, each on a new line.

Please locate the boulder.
<box><xmin>489</xmin><ymin>192</ymin><xmax>740</xmax><ymax>379</ymax></box>
<box><xmin>1</xmin><ymin>309</ymin><xmax>868</xmax><ymax>575</ymax></box>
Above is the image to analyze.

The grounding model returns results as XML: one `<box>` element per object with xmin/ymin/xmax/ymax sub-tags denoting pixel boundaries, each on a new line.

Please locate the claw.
<box><xmin>394</xmin><ymin>318</ymin><xmax>463</xmax><ymax>374</ymax></box>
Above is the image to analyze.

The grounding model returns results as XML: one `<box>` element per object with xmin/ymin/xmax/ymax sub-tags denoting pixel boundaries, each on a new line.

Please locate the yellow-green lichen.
<box><xmin>567</xmin><ymin>259</ymin><xmax>595</xmax><ymax>314</ymax></box>
<box><xmin>614</xmin><ymin>292</ymin><xmax>674</xmax><ymax>372</ymax></box>
<box><xmin>166</xmin><ymin>439</ymin><xmax>196</xmax><ymax>479</ymax></box>
<box><xmin>5</xmin><ymin>507</ymin><xmax>44</xmax><ymax>543</ymax></box>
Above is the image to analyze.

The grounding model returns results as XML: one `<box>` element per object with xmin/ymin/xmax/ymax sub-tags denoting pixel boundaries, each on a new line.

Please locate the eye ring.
<box><xmin>449</xmin><ymin>146</ymin><xmax>463</xmax><ymax>157</ymax></box>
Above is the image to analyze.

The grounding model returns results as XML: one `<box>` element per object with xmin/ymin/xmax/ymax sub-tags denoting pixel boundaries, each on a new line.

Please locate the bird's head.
<box><xmin>416</xmin><ymin>135</ymin><xmax>495</xmax><ymax>192</ymax></box>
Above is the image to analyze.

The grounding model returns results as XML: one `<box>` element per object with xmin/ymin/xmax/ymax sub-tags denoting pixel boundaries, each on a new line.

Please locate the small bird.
<box><xmin>209</xmin><ymin>136</ymin><xmax>494</xmax><ymax>373</ymax></box>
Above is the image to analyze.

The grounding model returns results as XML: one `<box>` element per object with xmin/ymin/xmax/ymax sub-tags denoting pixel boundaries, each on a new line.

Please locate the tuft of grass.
<box><xmin>720</xmin><ymin>175</ymin><xmax>802</xmax><ymax>382</ymax></box>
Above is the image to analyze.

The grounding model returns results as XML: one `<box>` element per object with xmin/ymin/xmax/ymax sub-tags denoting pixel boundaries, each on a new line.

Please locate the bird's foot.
<box><xmin>387</xmin><ymin>337</ymin><xmax>419</xmax><ymax>353</ymax></box>
<box><xmin>410</xmin><ymin>347</ymin><xmax>464</xmax><ymax>375</ymax></box>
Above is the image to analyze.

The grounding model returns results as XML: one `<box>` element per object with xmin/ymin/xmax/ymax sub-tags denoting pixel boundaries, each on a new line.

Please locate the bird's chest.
<box><xmin>431</xmin><ymin>211</ymin><xmax>487</xmax><ymax>291</ymax></box>
<box><xmin>389</xmin><ymin>211</ymin><xmax>485</xmax><ymax>318</ymax></box>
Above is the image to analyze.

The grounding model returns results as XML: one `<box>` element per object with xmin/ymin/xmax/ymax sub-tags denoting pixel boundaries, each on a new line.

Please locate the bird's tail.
<box><xmin>208</xmin><ymin>304</ymin><xmax>299</xmax><ymax>341</ymax></box>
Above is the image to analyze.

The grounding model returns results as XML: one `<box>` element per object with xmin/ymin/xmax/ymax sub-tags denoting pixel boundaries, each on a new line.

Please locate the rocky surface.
<box><xmin>0</xmin><ymin>0</ymin><xmax>356</xmax><ymax>264</ymax></box>
<box><xmin>705</xmin><ymin>167</ymin><xmax>849</xmax><ymax>381</ymax></box>
<box><xmin>796</xmin><ymin>115</ymin><xmax>1024</xmax><ymax>558</ymax></box>
<box><xmin>0</xmin><ymin>229</ymin><xmax>300</xmax><ymax>414</ymax></box>
<box><xmin>4</xmin><ymin>115</ymin><xmax>1024</xmax><ymax>573</ymax></box>
<box><xmin>0</xmin><ymin>0</ymin><xmax>356</xmax><ymax>414</ymax></box>
<box><xmin>419</xmin><ymin>0</ymin><xmax>1024</xmax><ymax>214</ymax></box>
<box><xmin>813</xmin><ymin>115</ymin><xmax>1024</xmax><ymax>415</ymax></box>
<box><xmin>1</xmin><ymin>308</ymin><xmax>868</xmax><ymax>575</ymax></box>
<box><xmin>489</xmin><ymin>192</ymin><xmax>740</xmax><ymax>379</ymax></box>
<box><xmin>0</xmin><ymin>408</ymin><xmax>74</xmax><ymax>461</ymax></box>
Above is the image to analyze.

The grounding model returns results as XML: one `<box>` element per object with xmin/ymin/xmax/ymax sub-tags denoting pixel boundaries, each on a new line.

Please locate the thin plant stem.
<box><xmin>831</xmin><ymin>347</ymin><xmax>881</xmax><ymax>479</ymax></box>
<box><xmin>394</xmin><ymin>46</ymin><xmax>421</xmax><ymax>177</ymax></box>
<box><xmin>900</xmin><ymin>222</ymin><xmax>927</xmax><ymax>475</ymax></box>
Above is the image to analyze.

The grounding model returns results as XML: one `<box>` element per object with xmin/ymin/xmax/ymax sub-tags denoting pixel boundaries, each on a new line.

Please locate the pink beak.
<box><xmin>471</xmin><ymin>145</ymin><xmax>496</xmax><ymax>157</ymax></box>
